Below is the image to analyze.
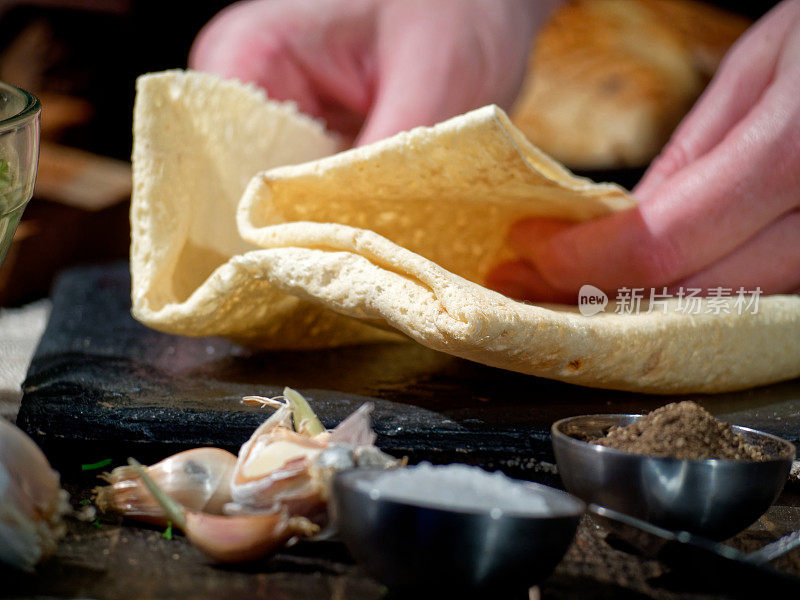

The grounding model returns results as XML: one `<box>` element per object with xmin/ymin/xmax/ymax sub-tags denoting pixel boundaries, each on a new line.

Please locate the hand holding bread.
<box><xmin>494</xmin><ymin>0</ymin><xmax>800</xmax><ymax>300</ymax></box>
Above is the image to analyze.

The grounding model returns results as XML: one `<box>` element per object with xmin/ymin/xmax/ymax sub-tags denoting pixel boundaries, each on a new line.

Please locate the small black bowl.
<box><xmin>331</xmin><ymin>468</ymin><xmax>584</xmax><ymax>596</ymax></box>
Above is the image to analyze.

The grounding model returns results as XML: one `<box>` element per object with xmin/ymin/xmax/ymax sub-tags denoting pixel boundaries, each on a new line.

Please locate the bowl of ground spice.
<box><xmin>552</xmin><ymin>402</ymin><xmax>795</xmax><ymax>540</ymax></box>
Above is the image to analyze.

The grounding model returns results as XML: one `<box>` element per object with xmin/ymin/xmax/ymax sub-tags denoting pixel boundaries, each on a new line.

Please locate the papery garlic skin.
<box><xmin>95</xmin><ymin>448</ymin><xmax>235</xmax><ymax>524</ymax></box>
<box><xmin>0</xmin><ymin>418</ymin><xmax>69</xmax><ymax>571</ymax></box>
<box><xmin>329</xmin><ymin>404</ymin><xmax>377</xmax><ymax>447</ymax></box>
<box><xmin>118</xmin><ymin>394</ymin><xmax>401</xmax><ymax>564</ymax></box>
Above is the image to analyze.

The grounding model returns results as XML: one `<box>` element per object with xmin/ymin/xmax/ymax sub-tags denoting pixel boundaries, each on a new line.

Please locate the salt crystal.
<box><xmin>360</xmin><ymin>463</ymin><xmax>554</xmax><ymax>516</ymax></box>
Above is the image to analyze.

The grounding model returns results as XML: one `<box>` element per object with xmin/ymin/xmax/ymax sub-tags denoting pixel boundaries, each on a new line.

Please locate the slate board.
<box><xmin>18</xmin><ymin>262</ymin><xmax>800</xmax><ymax>477</ymax></box>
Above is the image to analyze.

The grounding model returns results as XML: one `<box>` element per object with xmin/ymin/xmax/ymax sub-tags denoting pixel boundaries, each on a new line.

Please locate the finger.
<box><xmin>189</xmin><ymin>1</ymin><xmax>325</xmax><ymax>118</ymax></box>
<box><xmin>284</xmin><ymin>20</ymin><xmax>376</xmax><ymax>138</ymax></box>
<box><xmin>512</xmin><ymin>68</ymin><xmax>800</xmax><ymax>295</ymax></box>
<box><xmin>674</xmin><ymin>209</ymin><xmax>800</xmax><ymax>294</ymax></box>
<box><xmin>485</xmin><ymin>259</ymin><xmax>571</xmax><ymax>303</ymax></box>
<box><xmin>356</xmin><ymin>0</ymin><xmax>542</xmax><ymax>145</ymax></box>
<box><xmin>503</xmin><ymin>217</ymin><xmax>573</xmax><ymax>283</ymax></box>
<box><xmin>496</xmin><ymin>212</ymin><xmax>800</xmax><ymax>302</ymax></box>
<box><xmin>280</xmin><ymin>4</ymin><xmax>376</xmax><ymax>118</ymax></box>
<box><xmin>356</xmin><ymin>4</ymin><xmax>484</xmax><ymax>145</ymax></box>
<box><xmin>508</xmin><ymin>209</ymin><xmax>659</xmax><ymax>294</ymax></box>
<box><xmin>190</xmin><ymin>0</ymin><xmax>374</xmax><ymax>133</ymax></box>
<box><xmin>188</xmin><ymin>2</ymin><xmax>243</xmax><ymax>70</ymax></box>
<box><xmin>635</xmin><ymin>0</ymin><xmax>800</xmax><ymax>199</ymax></box>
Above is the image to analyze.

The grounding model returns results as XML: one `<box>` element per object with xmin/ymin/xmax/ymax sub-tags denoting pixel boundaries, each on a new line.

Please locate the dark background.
<box><xmin>0</xmin><ymin>0</ymin><xmax>226</xmax><ymax>160</ymax></box>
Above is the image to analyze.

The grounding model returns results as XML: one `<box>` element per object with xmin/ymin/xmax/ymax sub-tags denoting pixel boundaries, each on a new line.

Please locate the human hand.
<box><xmin>487</xmin><ymin>0</ymin><xmax>800</xmax><ymax>302</ymax></box>
<box><xmin>190</xmin><ymin>0</ymin><xmax>555</xmax><ymax>146</ymax></box>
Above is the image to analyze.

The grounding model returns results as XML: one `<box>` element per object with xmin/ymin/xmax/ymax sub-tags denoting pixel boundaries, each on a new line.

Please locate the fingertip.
<box><xmin>485</xmin><ymin>259</ymin><xmax>573</xmax><ymax>303</ymax></box>
<box><xmin>507</xmin><ymin>218</ymin><xmax>574</xmax><ymax>259</ymax></box>
<box><xmin>353</xmin><ymin>126</ymin><xmax>385</xmax><ymax>147</ymax></box>
<box><xmin>354</xmin><ymin>106</ymin><xmax>432</xmax><ymax>146</ymax></box>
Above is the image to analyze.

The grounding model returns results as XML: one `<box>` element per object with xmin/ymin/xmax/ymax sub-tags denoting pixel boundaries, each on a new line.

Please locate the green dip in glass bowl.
<box><xmin>0</xmin><ymin>82</ymin><xmax>40</xmax><ymax>268</ymax></box>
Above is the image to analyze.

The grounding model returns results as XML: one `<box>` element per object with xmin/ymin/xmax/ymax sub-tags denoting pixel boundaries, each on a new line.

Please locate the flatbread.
<box><xmin>131</xmin><ymin>70</ymin><xmax>800</xmax><ymax>394</ymax></box>
<box><xmin>238</xmin><ymin>102</ymin><xmax>633</xmax><ymax>285</ymax></box>
<box><xmin>131</xmin><ymin>70</ymin><xmax>400</xmax><ymax>347</ymax></box>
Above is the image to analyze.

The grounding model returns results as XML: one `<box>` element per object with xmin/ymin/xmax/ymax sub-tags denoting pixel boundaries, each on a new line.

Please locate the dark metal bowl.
<box><xmin>331</xmin><ymin>468</ymin><xmax>584</xmax><ymax>596</ymax></box>
<box><xmin>552</xmin><ymin>414</ymin><xmax>795</xmax><ymax>540</ymax></box>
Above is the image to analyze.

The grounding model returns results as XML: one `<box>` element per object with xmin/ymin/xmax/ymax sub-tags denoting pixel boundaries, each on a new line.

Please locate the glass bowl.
<box><xmin>0</xmin><ymin>82</ymin><xmax>40</xmax><ymax>268</ymax></box>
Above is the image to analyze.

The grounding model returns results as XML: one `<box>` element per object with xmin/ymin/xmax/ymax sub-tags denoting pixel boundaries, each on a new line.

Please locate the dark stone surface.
<box><xmin>5</xmin><ymin>484</ymin><xmax>799</xmax><ymax>600</ymax></box>
<box><xmin>17</xmin><ymin>262</ymin><xmax>800</xmax><ymax>477</ymax></box>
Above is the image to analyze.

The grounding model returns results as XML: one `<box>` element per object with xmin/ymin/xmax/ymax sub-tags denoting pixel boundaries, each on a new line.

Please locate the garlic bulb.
<box><xmin>0</xmin><ymin>418</ymin><xmax>69</xmax><ymax>571</ymax></box>
<box><xmin>230</xmin><ymin>389</ymin><xmax>402</xmax><ymax>522</ymax></box>
<box><xmin>95</xmin><ymin>448</ymin><xmax>236</xmax><ymax>525</ymax></box>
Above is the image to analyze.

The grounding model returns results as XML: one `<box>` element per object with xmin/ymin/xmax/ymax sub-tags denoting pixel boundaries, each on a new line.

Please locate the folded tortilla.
<box><xmin>131</xmin><ymin>70</ymin><xmax>800</xmax><ymax>394</ymax></box>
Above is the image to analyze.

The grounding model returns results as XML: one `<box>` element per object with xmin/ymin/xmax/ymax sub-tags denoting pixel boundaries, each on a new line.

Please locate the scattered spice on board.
<box><xmin>593</xmin><ymin>401</ymin><xmax>765</xmax><ymax>461</ymax></box>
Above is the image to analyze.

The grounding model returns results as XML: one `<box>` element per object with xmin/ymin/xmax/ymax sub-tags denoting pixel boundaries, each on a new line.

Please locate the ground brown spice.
<box><xmin>593</xmin><ymin>401</ymin><xmax>765</xmax><ymax>461</ymax></box>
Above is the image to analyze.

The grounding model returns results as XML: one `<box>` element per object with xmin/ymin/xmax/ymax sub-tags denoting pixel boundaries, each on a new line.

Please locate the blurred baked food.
<box><xmin>511</xmin><ymin>0</ymin><xmax>750</xmax><ymax>170</ymax></box>
<box><xmin>637</xmin><ymin>0</ymin><xmax>754</xmax><ymax>78</ymax></box>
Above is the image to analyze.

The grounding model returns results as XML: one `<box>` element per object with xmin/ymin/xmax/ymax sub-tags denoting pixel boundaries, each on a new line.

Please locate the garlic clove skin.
<box><xmin>95</xmin><ymin>448</ymin><xmax>236</xmax><ymax>525</ymax></box>
<box><xmin>329</xmin><ymin>403</ymin><xmax>376</xmax><ymax>447</ymax></box>
<box><xmin>354</xmin><ymin>446</ymin><xmax>407</xmax><ymax>469</ymax></box>
<box><xmin>227</xmin><ymin>469</ymin><xmax>328</xmax><ymax>525</ymax></box>
<box><xmin>0</xmin><ymin>418</ymin><xmax>69</xmax><ymax>571</ymax></box>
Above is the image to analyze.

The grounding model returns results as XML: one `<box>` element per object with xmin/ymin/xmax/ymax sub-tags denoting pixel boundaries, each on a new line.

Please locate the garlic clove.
<box><xmin>231</xmin><ymin>400</ymin><xmax>298</xmax><ymax>490</ymax></box>
<box><xmin>95</xmin><ymin>447</ymin><xmax>236</xmax><ymax>525</ymax></box>
<box><xmin>237</xmin><ymin>429</ymin><xmax>325</xmax><ymax>482</ymax></box>
<box><xmin>232</xmin><ymin>430</ymin><xmax>328</xmax><ymax>516</ymax></box>
<box><xmin>229</xmin><ymin>467</ymin><xmax>328</xmax><ymax>524</ymax></box>
<box><xmin>184</xmin><ymin>511</ymin><xmax>317</xmax><ymax>563</ymax></box>
<box><xmin>0</xmin><ymin>418</ymin><xmax>69</xmax><ymax>571</ymax></box>
<box><xmin>128</xmin><ymin>458</ymin><xmax>318</xmax><ymax>563</ymax></box>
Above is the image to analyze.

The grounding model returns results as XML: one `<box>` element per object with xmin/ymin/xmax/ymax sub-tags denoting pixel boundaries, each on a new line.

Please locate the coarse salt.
<box><xmin>360</xmin><ymin>463</ymin><xmax>554</xmax><ymax>516</ymax></box>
